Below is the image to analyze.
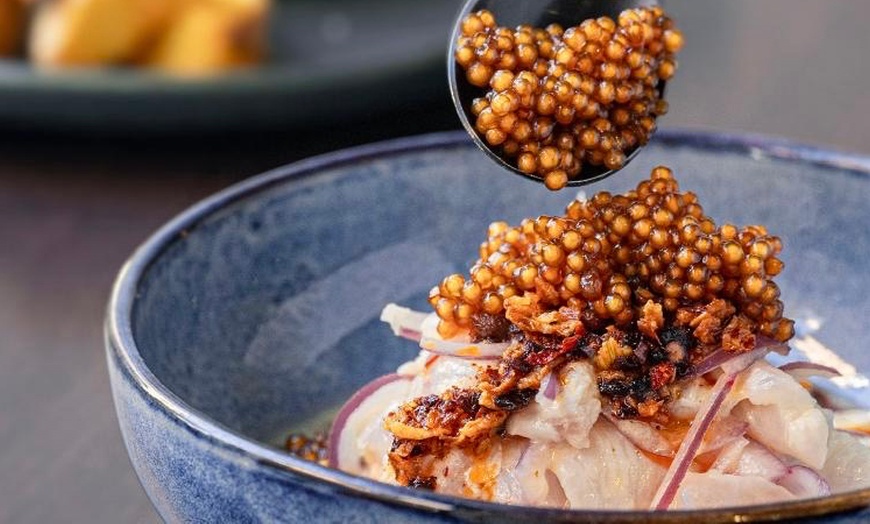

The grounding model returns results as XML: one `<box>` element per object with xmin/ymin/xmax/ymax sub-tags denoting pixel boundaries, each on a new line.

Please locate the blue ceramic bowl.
<box><xmin>106</xmin><ymin>130</ymin><xmax>870</xmax><ymax>523</ymax></box>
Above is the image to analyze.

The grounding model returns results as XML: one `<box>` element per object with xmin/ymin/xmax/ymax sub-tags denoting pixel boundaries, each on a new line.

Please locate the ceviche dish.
<box><xmin>280</xmin><ymin>3</ymin><xmax>870</xmax><ymax>515</ymax></box>
<box><xmin>288</xmin><ymin>167</ymin><xmax>870</xmax><ymax>511</ymax></box>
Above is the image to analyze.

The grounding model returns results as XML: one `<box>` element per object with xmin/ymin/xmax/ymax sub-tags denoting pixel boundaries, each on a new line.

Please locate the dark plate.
<box><xmin>0</xmin><ymin>0</ymin><xmax>462</xmax><ymax>132</ymax></box>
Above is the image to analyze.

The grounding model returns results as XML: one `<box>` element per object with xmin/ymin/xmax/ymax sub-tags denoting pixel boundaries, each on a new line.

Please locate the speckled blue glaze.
<box><xmin>106</xmin><ymin>130</ymin><xmax>870</xmax><ymax>523</ymax></box>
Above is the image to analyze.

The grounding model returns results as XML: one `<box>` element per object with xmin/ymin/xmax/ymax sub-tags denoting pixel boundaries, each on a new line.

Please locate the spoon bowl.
<box><xmin>448</xmin><ymin>0</ymin><xmax>660</xmax><ymax>187</ymax></box>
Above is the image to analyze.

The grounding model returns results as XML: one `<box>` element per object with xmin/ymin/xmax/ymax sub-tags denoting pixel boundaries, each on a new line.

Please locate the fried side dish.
<box><xmin>14</xmin><ymin>0</ymin><xmax>268</xmax><ymax>75</ymax></box>
<box><xmin>317</xmin><ymin>167</ymin><xmax>870</xmax><ymax>510</ymax></box>
<box><xmin>142</xmin><ymin>0</ymin><xmax>267</xmax><ymax>76</ymax></box>
<box><xmin>455</xmin><ymin>7</ymin><xmax>684</xmax><ymax>190</ymax></box>
<box><xmin>0</xmin><ymin>0</ymin><xmax>26</xmax><ymax>57</ymax></box>
<box><xmin>29</xmin><ymin>0</ymin><xmax>175</xmax><ymax>67</ymax></box>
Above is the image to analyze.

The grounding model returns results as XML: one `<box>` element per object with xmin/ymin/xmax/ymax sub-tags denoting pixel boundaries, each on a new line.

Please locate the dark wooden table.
<box><xmin>2</xmin><ymin>1</ymin><xmax>869</xmax><ymax>522</ymax></box>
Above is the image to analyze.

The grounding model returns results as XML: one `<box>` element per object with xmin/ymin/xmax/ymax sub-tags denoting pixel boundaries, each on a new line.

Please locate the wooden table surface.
<box><xmin>2</xmin><ymin>1</ymin><xmax>869</xmax><ymax>522</ymax></box>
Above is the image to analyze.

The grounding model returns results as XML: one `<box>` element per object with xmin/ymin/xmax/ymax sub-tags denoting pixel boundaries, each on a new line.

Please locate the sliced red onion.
<box><xmin>693</xmin><ymin>348</ymin><xmax>735</xmax><ymax>377</ymax></box>
<box><xmin>650</xmin><ymin>347</ymin><xmax>770</xmax><ymax>510</ymax></box>
<box><xmin>327</xmin><ymin>373</ymin><xmax>411</xmax><ymax>470</ymax></box>
<box><xmin>776</xmin><ymin>465</ymin><xmax>831</xmax><ymax>498</ymax></box>
<box><xmin>721</xmin><ymin>345</ymin><xmax>772</xmax><ymax>375</ymax></box>
<box><xmin>419</xmin><ymin>313</ymin><xmax>508</xmax><ymax>360</ymax></box>
<box><xmin>649</xmin><ymin>373</ymin><xmax>736</xmax><ymax>509</ymax></box>
<box><xmin>398</xmin><ymin>327</ymin><xmax>423</xmax><ymax>341</ymax></box>
<box><xmin>542</xmin><ymin>371</ymin><xmax>559</xmax><ymax>400</ymax></box>
<box><xmin>757</xmin><ymin>335</ymin><xmax>790</xmax><ymax>356</ymax></box>
<box><xmin>604</xmin><ymin>412</ymin><xmax>675</xmax><ymax>457</ymax></box>
<box><xmin>779</xmin><ymin>361</ymin><xmax>841</xmax><ymax>382</ymax></box>
<box><xmin>380</xmin><ymin>303</ymin><xmax>427</xmax><ymax>341</ymax></box>
<box><xmin>694</xmin><ymin>339</ymin><xmax>788</xmax><ymax>376</ymax></box>
<box><xmin>714</xmin><ymin>438</ymin><xmax>827</xmax><ymax>497</ymax></box>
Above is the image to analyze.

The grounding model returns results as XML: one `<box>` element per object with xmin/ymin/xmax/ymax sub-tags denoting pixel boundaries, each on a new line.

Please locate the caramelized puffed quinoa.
<box><xmin>429</xmin><ymin>166</ymin><xmax>792</xmax><ymax>343</ymax></box>
<box><xmin>387</xmin><ymin>167</ymin><xmax>794</xmax><ymax>487</ymax></box>
<box><xmin>455</xmin><ymin>6</ymin><xmax>683</xmax><ymax>189</ymax></box>
<box><xmin>285</xmin><ymin>432</ymin><xmax>329</xmax><ymax>466</ymax></box>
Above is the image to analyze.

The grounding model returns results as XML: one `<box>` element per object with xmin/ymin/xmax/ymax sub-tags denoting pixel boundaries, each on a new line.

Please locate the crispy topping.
<box><xmin>721</xmin><ymin>314</ymin><xmax>756</xmax><ymax>353</ymax></box>
<box><xmin>385</xmin><ymin>388</ymin><xmax>506</xmax><ymax>443</ymax></box>
<box><xmin>504</xmin><ymin>295</ymin><xmax>582</xmax><ymax>337</ymax></box>
<box><xmin>638</xmin><ymin>300</ymin><xmax>664</xmax><ymax>339</ymax></box>
<box><xmin>593</xmin><ymin>335</ymin><xmax>633</xmax><ymax>369</ymax></box>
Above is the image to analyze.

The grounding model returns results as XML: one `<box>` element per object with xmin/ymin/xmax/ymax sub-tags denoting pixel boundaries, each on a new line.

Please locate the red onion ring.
<box><xmin>757</xmin><ymin>335</ymin><xmax>790</xmax><ymax>356</ymax></box>
<box><xmin>776</xmin><ymin>465</ymin><xmax>831</xmax><ymax>498</ymax></box>
<box><xmin>327</xmin><ymin>373</ymin><xmax>411</xmax><ymax>470</ymax></box>
<box><xmin>380</xmin><ymin>303</ymin><xmax>428</xmax><ymax>341</ymax></box>
<box><xmin>778</xmin><ymin>361</ymin><xmax>840</xmax><ymax>381</ymax></box>
<box><xmin>693</xmin><ymin>348</ymin><xmax>735</xmax><ymax>377</ymax></box>
<box><xmin>398</xmin><ymin>326</ymin><xmax>422</xmax><ymax>341</ymax></box>
<box><xmin>650</xmin><ymin>347</ymin><xmax>769</xmax><ymax>510</ymax></box>
<box><xmin>694</xmin><ymin>339</ymin><xmax>788</xmax><ymax>376</ymax></box>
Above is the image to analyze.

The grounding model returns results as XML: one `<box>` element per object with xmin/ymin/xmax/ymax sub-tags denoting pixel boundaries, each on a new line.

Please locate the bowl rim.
<box><xmin>106</xmin><ymin>129</ymin><xmax>870</xmax><ymax>522</ymax></box>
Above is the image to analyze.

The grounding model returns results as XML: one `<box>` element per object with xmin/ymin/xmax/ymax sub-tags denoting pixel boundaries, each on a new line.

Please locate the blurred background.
<box><xmin>1</xmin><ymin>1</ymin><xmax>868</xmax><ymax>522</ymax></box>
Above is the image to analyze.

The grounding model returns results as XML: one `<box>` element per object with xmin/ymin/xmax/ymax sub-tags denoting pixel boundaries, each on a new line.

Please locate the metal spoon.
<box><xmin>448</xmin><ymin>0</ymin><xmax>661</xmax><ymax>187</ymax></box>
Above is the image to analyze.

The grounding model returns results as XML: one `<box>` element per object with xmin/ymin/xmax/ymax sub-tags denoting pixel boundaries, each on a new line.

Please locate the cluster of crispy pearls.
<box><xmin>455</xmin><ymin>7</ymin><xmax>683</xmax><ymax>190</ymax></box>
<box><xmin>428</xmin><ymin>166</ymin><xmax>794</xmax><ymax>343</ymax></box>
<box><xmin>285</xmin><ymin>433</ymin><xmax>328</xmax><ymax>466</ymax></box>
